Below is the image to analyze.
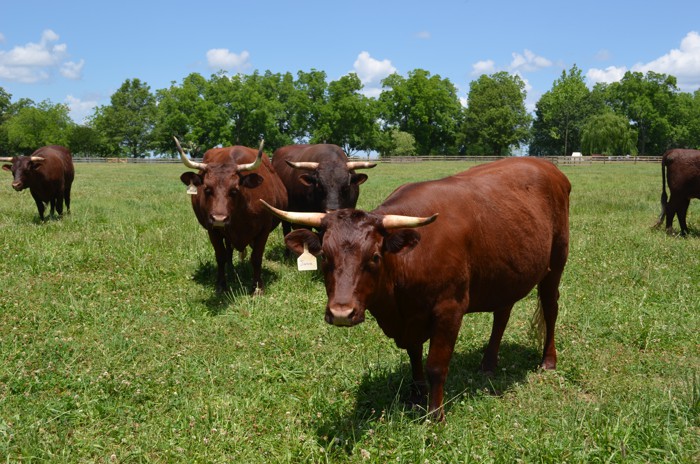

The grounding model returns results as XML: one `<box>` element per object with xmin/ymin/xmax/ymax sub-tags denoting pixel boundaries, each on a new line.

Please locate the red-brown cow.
<box><xmin>271</xmin><ymin>144</ymin><xmax>375</xmax><ymax>237</ymax></box>
<box><xmin>176</xmin><ymin>138</ymin><xmax>287</xmax><ymax>294</ymax></box>
<box><xmin>655</xmin><ymin>148</ymin><xmax>700</xmax><ymax>236</ymax></box>
<box><xmin>263</xmin><ymin>157</ymin><xmax>570</xmax><ymax>421</ymax></box>
<box><xmin>1</xmin><ymin>145</ymin><xmax>74</xmax><ymax>221</ymax></box>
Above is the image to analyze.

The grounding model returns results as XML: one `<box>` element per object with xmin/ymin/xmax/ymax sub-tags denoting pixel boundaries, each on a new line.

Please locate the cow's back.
<box><xmin>31</xmin><ymin>145</ymin><xmax>73</xmax><ymax>193</ymax></box>
<box><xmin>664</xmin><ymin>149</ymin><xmax>700</xmax><ymax>196</ymax></box>
<box><xmin>376</xmin><ymin>158</ymin><xmax>570</xmax><ymax>312</ymax></box>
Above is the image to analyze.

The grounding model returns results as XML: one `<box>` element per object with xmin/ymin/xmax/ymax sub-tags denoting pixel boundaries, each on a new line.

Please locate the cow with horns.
<box><xmin>1</xmin><ymin>145</ymin><xmax>74</xmax><ymax>221</ymax></box>
<box><xmin>176</xmin><ymin>137</ymin><xmax>287</xmax><ymax>294</ymax></box>
<box><xmin>271</xmin><ymin>144</ymin><xmax>376</xmax><ymax>237</ymax></box>
<box><xmin>262</xmin><ymin>157</ymin><xmax>571</xmax><ymax>421</ymax></box>
<box><xmin>654</xmin><ymin>148</ymin><xmax>700</xmax><ymax>236</ymax></box>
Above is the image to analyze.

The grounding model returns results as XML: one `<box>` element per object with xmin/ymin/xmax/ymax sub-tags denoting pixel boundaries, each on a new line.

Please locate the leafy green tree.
<box><xmin>378</xmin><ymin>128</ymin><xmax>416</xmax><ymax>157</ymax></box>
<box><xmin>379</xmin><ymin>69</ymin><xmax>462</xmax><ymax>155</ymax></box>
<box><xmin>293</xmin><ymin>69</ymin><xmax>329</xmax><ymax>142</ymax></box>
<box><xmin>312</xmin><ymin>73</ymin><xmax>380</xmax><ymax>155</ymax></box>
<box><xmin>530</xmin><ymin>65</ymin><xmax>592</xmax><ymax>156</ymax></box>
<box><xmin>462</xmin><ymin>71</ymin><xmax>531</xmax><ymax>156</ymax></box>
<box><xmin>91</xmin><ymin>78</ymin><xmax>156</xmax><ymax>157</ymax></box>
<box><xmin>68</xmin><ymin>125</ymin><xmax>107</xmax><ymax>156</ymax></box>
<box><xmin>606</xmin><ymin>71</ymin><xmax>678</xmax><ymax>155</ymax></box>
<box><xmin>4</xmin><ymin>100</ymin><xmax>74</xmax><ymax>154</ymax></box>
<box><xmin>668</xmin><ymin>89</ymin><xmax>700</xmax><ymax>149</ymax></box>
<box><xmin>580</xmin><ymin>112</ymin><xmax>637</xmax><ymax>155</ymax></box>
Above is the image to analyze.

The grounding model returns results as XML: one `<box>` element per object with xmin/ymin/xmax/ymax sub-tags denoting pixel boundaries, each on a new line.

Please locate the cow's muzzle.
<box><xmin>325</xmin><ymin>305</ymin><xmax>365</xmax><ymax>327</ymax></box>
<box><xmin>11</xmin><ymin>181</ymin><xmax>23</xmax><ymax>191</ymax></box>
<box><xmin>210</xmin><ymin>214</ymin><xmax>228</xmax><ymax>228</ymax></box>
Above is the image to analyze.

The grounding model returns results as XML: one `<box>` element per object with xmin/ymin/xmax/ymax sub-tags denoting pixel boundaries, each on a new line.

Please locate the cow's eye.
<box><xmin>204</xmin><ymin>187</ymin><xmax>213</xmax><ymax>196</ymax></box>
<box><xmin>371</xmin><ymin>253</ymin><xmax>381</xmax><ymax>264</ymax></box>
<box><xmin>229</xmin><ymin>188</ymin><xmax>238</xmax><ymax>197</ymax></box>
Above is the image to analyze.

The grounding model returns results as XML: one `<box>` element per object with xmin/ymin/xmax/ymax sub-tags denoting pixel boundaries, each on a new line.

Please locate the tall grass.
<box><xmin>0</xmin><ymin>161</ymin><xmax>698</xmax><ymax>463</ymax></box>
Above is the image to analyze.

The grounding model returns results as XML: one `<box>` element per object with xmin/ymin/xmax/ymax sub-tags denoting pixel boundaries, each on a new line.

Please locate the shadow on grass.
<box><xmin>192</xmin><ymin>258</ymin><xmax>281</xmax><ymax>315</ymax></box>
<box><xmin>314</xmin><ymin>342</ymin><xmax>541</xmax><ymax>454</ymax></box>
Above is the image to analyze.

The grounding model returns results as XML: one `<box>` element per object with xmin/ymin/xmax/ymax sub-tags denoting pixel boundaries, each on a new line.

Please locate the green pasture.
<box><xmin>0</xmin><ymin>161</ymin><xmax>698</xmax><ymax>463</ymax></box>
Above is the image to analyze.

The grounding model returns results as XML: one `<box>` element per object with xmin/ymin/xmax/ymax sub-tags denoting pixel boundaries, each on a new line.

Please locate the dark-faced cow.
<box><xmin>1</xmin><ymin>145</ymin><xmax>74</xmax><ymax>221</ymax></box>
<box><xmin>271</xmin><ymin>144</ymin><xmax>376</xmax><ymax>237</ymax></box>
<box><xmin>655</xmin><ymin>148</ymin><xmax>700</xmax><ymax>236</ymax></box>
<box><xmin>176</xmin><ymin>138</ymin><xmax>287</xmax><ymax>294</ymax></box>
<box><xmin>263</xmin><ymin>157</ymin><xmax>570</xmax><ymax>421</ymax></box>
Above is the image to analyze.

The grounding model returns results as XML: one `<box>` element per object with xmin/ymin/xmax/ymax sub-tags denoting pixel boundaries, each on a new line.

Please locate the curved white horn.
<box><xmin>238</xmin><ymin>140</ymin><xmax>264</xmax><ymax>172</ymax></box>
<box><xmin>381</xmin><ymin>213</ymin><xmax>438</xmax><ymax>229</ymax></box>
<box><xmin>260</xmin><ymin>199</ymin><xmax>325</xmax><ymax>228</ymax></box>
<box><xmin>30</xmin><ymin>156</ymin><xmax>45</xmax><ymax>162</ymax></box>
<box><xmin>346</xmin><ymin>161</ymin><xmax>377</xmax><ymax>170</ymax></box>
<box><xmin>0</xmin><ymin>157</ymin><xmax>13</xmax><ymax>162</ymax></box>
<box><xmin>174</xmin><ymin>136</ymin><xmax>207</xmax><ymax>170</ymax></box>
<box><xmin>285</xmin><ymin>160</ymin><xmax>319</xmax><ymax>171</ymax></box>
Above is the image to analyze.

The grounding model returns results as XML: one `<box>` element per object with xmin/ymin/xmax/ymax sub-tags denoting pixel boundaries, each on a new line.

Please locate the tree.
<box><xmin>462</xmin><ymin>71</ymin><xmax>531</xmax><ymax>156</ymax></box>
<box><xmin>378</xmin><ymin>128</ymin><xmax>416</xmax><ymax>157</ymax></box>
<box><xmin>312</xmin><ymin>73</ymin><xmax>380</xmax><ymax>155</ymax></box>
<box><xmin>91</xmin><ymin>78</ymin><xmax>156</xmax><ymax>157</ymax></box>
<box><xmin>530</xmin><ymin>65</ymin><xmax>593</xmax><ymax>156</ymax></box>
<box><xmin>4</xmin><ymin>100</ymin><xmax>73</xmax><ymax>154</ymax></box>
<box><xmin>580</xmin><ymin>112</ymin><xmax>637</xmax><ymax>156</ymax></box>
<box><xmin>606</xmin><ymin>71</ymin><xmax>678</xmax><ymax>155</ymax></box>
<box><xmin>379</xmin><ymin>69</ymin><xmax>462</xmax><ymax>155</ymax></box>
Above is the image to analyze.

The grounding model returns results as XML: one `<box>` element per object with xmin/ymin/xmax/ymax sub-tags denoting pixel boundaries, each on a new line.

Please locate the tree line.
<box><xmin>1</xmin><ymin>65</ymin><xmax>699</xmax><ymax>158</ymax></box>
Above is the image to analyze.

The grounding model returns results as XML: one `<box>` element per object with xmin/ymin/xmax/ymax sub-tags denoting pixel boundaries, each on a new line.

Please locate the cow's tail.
<box><xmin>654</xmin><ymin>157</ymin><xmax>668</xmax><ymax>228</ymax></box>
<box><xmin>529</xmin><ymin>299</ymin><xmax>546</xmax><ymax>348</ymax></box>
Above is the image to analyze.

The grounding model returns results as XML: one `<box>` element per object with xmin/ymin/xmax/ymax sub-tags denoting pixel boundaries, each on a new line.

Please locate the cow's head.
<box><xmin>1</xmin><ymin>156</ymin><xmax>45</xmax><ymax>191</ymax></box>
<box><xmin>261</xmin><ymin>200</ymin><xmax>437</xmax><ymax>327</ymax></box>
<box><xmin>175</xmin><ymin>137</ymin><xmax>264</xmax><ymax>229</ymax></box>
<box><xmin>286</xmin><ymin>159</ymin><xmax>376</xmax><ymax>211</ymax></box>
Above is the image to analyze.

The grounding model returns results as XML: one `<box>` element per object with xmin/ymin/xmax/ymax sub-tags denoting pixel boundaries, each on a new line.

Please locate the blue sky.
<box><xmin>1</xmin><ymin>0</ymin><xmax>699</xmax><ymax>124</ymax></box>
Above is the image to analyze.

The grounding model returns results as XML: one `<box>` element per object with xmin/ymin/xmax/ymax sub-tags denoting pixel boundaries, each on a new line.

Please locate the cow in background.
<box><xmin>271</xmin><ymin>144</ymin><xmax>376</xmax><ymax>237</ymax></box>
<box><xmin>1</xmin><ymin>145</ymin><xmax>74</xmax><ymax>220</ymax></box>
<box><xmin>655</xmin><ymin>148</ymin><xmax>700</xmax><ymax>236</ymax></box>
<box><xmin>176</xmin><ymin>137</ymin><xmax>287</xmax><ymax>294</ymax></box>
<box><xmin>263</xmin><ymin>157</ymin><xmax>571</xmax><ymax>421</ymax></box>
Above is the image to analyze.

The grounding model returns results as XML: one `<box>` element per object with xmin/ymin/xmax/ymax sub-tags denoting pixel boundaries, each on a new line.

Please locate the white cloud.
<box><xmin>60</xmin><ymin>59</ymin><xmax>84</xmax><ymax>80</ymax></box>
<box><xmin>471</xmin><ymin>59</ymin><xmax>496</xmax><ymax>76</ymax></box>
<box><xmin>206</xmin><ymin>48</ymin><xmax>251</xmax><ymax>72</ymax></box>
<box><xmin>586</xmin><ymin>65</ymin><xmax>628</xmax><ymax>85</ymax></box>
<box><xmin>509</xmin><ymin>49</ymin><xmax>553</xmax><ymax>73</ymax></box>
<box><xmin>0</xmin><ymin>29</ymin><xmax>83</xmax><ymax>83</ymax></box>
<box><xmin>353</xmin><ymin>51</ymin><xmax>396</xmax><ymax>85</ymax></box>
<box><xmin>634</xmin><ymin>31</ymin><xmax>700</xmax><ymax>90</ymax></box>
<box><xmin>65</xmin><ymin>94</ymin><xmax>99</xmax><ymax>124</ymax></box>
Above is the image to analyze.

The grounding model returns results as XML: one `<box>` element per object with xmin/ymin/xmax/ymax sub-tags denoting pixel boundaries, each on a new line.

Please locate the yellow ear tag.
<box><xmin>297</xmin><ymin>243</ymin><xmax>317</xmax><ymax>271</ymax></box>
<box><xmin>187</xmin><ymin>182</ymin><xmax>197</xmax><ymax>195</ymax></box>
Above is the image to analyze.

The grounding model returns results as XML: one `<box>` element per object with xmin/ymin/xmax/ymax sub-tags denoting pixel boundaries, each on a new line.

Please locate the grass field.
<box><xmin>0</xmin><ymin>160</ymin><xmax>698</xmax><ymax>463</ymax></box>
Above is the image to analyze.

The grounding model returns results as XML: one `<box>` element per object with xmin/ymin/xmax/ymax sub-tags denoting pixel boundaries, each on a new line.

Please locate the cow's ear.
<box><xmin>240</xmin><ymin>173</ymin><xmax>263</xmax><ymax>189</ymax></box>
<box><xmin>383</xmin><ymin>229</ymin><xmax>421</xmax><ymax>254</ymax></box>
<box><xmin>285</xmin><ymin>229</ymin><xmax>322</xmax><ymax>256</ymax></box>
<box><xmin>2</xmin><ymin>164</ymin><xmax>11</xmax><ymax>172</ymax></box>
<box><xmin>180</xmin><ymin>172</ymin><xmax>202</xmax><ymax>186</ymax></box>
<box><xmin>299</xmin><ymin>173</ymin><xmax>316</xmax><ymax>187</ymax></box>
<box><xmin>351</xmin><ymin>173</ymin><xmax>369</xmax><ymax>186</ymax></box>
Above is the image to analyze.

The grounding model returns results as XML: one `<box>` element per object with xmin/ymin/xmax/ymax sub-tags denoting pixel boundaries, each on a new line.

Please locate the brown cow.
<box><xmin>176</xmin><ymin>138</ymin><xmax>287</xmax><ymax>294</ymax></box>
<box><xmin>271</xmin><ymin>144</ymin><xmax>375</xmax><ymax>237</ymax></box>
<box><xmin>263</xmin><ymin>157</ymin><xmax>570</xmax><ymax>421</ymax></box>
<box><xmin>1</xmin><ymin>145</ymin><xmax>74</xmax><ymax>221</ymax></box>
<box><xmin>655</xmin><ymin>148</ymin><xmax>700</xmax><ymax>236</ymax></box>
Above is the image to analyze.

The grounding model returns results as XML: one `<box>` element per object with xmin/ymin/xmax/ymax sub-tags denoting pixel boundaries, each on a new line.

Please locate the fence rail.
<box><xmin>72</xmin><ymin>155</ymin><xmax>662</xmax><ymax>165</ymax></box>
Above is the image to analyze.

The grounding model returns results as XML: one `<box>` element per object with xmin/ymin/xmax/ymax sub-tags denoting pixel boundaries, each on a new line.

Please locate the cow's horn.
<box><xmin>238</xmin><ymin>140</ymin><xmax>264</xmax><ymax>172</ymax></box>
<box><xmin>382</xmin><ymin>213</ymin><xmax>438</xmax><ymax>229</ymax></box>
<box><xmin>259</xmin><ymin>200</ymin><xmax>325</xmax><ymax>228</ymax></box>
<box><xmin>30</xmin><ymin>156</ymin><xmax>45</xmax><ymax>162</ymax></box>
<box><xmin>285</xmin><ymin>160</ymin><xmax>319</xmax><ymax>171</ymax></box>
<box><xmin>174</xmin><ymin>136</ymin><xmax>207</xmax><ymax>170</ymax></box>
<box><xmin>0</xmin><ymin>157</ymin><xmax>12</xmax><ymax>162</ymax></box>
<box><xmin>346</xmin><ymin>161</ymin><xmax>377</xmax><ymax>170</ymax></box>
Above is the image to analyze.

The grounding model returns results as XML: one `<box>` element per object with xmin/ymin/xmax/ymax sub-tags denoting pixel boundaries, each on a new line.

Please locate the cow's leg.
<box><xmin>406</xmin><ymin>344</ymin><xmax>427</xmax><ymax>407</ymax></box>
<box><xmin>249</xmin><ymin>234</ymin><xmax>269</xmax><ymax>295</ymax></box>
<box><xmin>537</xmin><ymin>272</ymin><xmax>563</xmax><ymax>370</ymax></box>
<box><xmin>31</xmin><ymin>191</ymin><xmax>46</xmax><ymax>221</ymax></box>
<box><xmin>282</xmin><ymin>221</ymin><xmax>292</xmax><ymax>257</ymax></box>
<box><xmin>425</xmin><ymin>303</ymin><xmax>463</xmax><ymax>421</ymax></box>
<box><xmin>55</xmin><ymin>194</ymin><xmax>65</xmax><ymax>216</ymax></box>
<box><xmin>208</xmin><ymin>229</ymin><xmax>228</xmax><ymax>292</ymax></box>
<box><xmin>665</xmin><ymin>195</ymin><xmax>679</xmax><ymax>234</ymax></box>
<box><xmin>64</xmin><ymin>184</ymin><xmax>71</xmax><ymax>213</ymax></box>
<box><xmin>480</xmin><ymin>305</ymin><xmax>513</xmax><ymax>374</ymax></box>
<box><xmin>676</xmin><ymin>198</ymin><xmax>691</xmax><ymax>236</ymax></box>
<box><xmin>49</xmin><ymin>197</ymin><xmax>57</xmax><ymax>218</ymax></box>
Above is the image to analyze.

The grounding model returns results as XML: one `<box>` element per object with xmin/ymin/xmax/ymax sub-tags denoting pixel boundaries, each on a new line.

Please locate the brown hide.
<box><xmin>656</xmin><ymin>148</ymin><xmax>700</xmax><ymax>235</ymax></box>
<box><xmin>271</xmin><ymin>144</ymin><xmax>374</xmax><ymax>236</ymax></box>
<box><xmin>180</xmin><ymin>146</ymin><xmax>287</xmax><ymax>293</ymax></box>
<box><xmin>281</xmin><ymin>157</ymin><xmax>571</xmax><ymax>421</ymax></box>
<box><xmin>2</xmin><ymin>145</ymin><xmax>74</xmax><ymax>220</ymax></box>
